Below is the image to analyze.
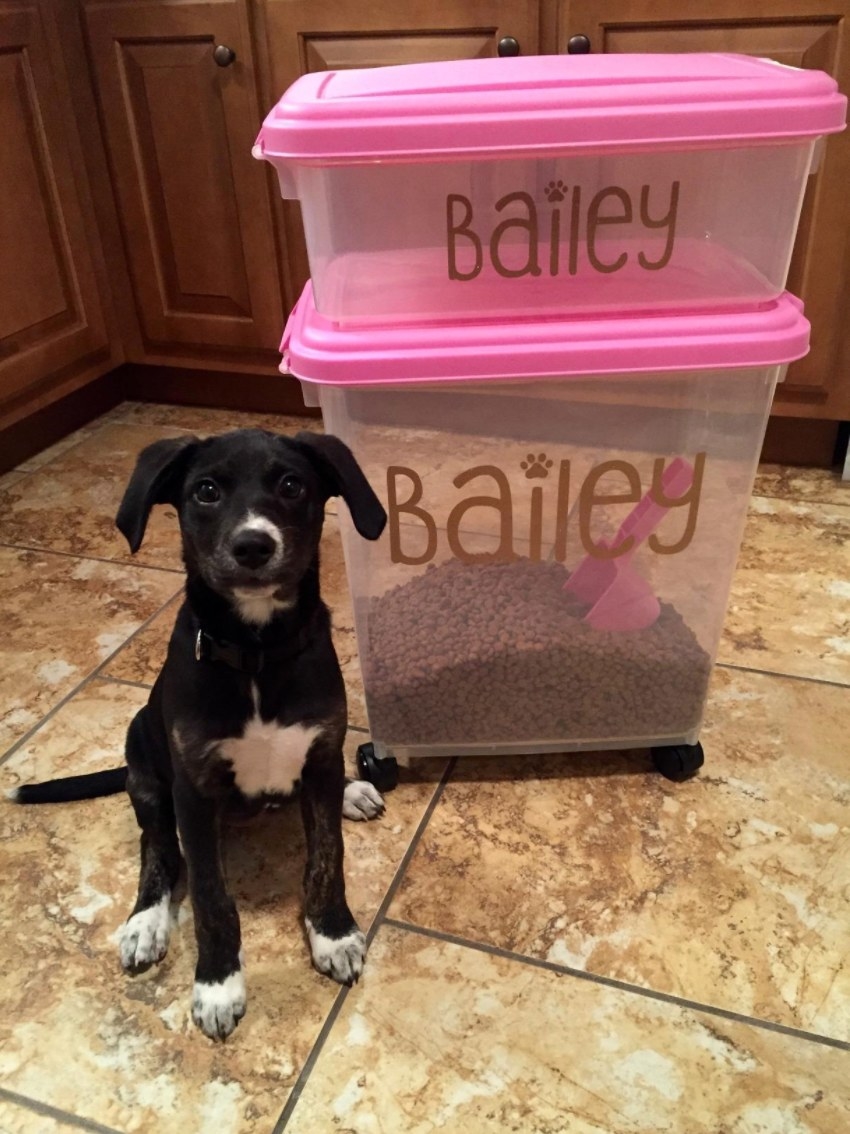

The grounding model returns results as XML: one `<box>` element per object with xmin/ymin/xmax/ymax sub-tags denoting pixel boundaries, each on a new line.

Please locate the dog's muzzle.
<box><xmin>230</xmin><ymin>530</ymin><xmax>277</xmax><ymax>571</ymax></box>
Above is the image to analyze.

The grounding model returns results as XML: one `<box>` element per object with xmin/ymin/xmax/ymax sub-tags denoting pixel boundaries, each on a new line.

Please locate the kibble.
<box><xmin>366</xmin><ymin>558</ymin><xmax>711</xmax><ymax>747</ymax></box>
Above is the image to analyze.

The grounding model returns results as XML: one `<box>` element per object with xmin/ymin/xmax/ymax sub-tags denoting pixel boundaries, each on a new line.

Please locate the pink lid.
<box><xmin>282</xmin><ymin>284</ymin><xmax>809</xmax><ymax>386</ymax></box>
<box><xmin>256</xmin><ymin>54</ymin><xmax>846</xmax><ymax>163</ymax></box>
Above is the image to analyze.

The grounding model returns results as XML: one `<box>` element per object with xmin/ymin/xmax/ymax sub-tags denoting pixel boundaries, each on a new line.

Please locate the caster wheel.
<box><xmin>356</xmin><ymin>743</ymin><xmax>399</xmax><ymax>793</ymax></box>
<box><xmin>651</xmin><ymin>742</ymin><xmax>704</xmax><ymax>782</ymax></box>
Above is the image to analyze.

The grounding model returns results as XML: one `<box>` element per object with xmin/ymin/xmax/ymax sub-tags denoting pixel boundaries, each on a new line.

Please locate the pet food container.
<box><xmin>256</xmin><ymin>54</ymin><xmax>845</xmax><ymax>326</ymax></box>
<box><xmin>282</xmin><ymin>283</ymin><xmax>809</xmax><ymax>771</ymax></box>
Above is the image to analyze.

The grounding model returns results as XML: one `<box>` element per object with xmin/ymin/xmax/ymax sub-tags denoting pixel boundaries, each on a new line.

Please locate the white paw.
<box><xmin>306</xmin><ymin>918</ymin><xmax>367</xmax><ymax>985</ymax></box>
<box><xmin>119</xmin><ymin>895</ymin><xmax>171</xmax><ymax>971</ymax></box>
<box><xmin>192</xmin><ymin>969</ymin><xmax>247</xmax><ymax>1041</ymax></box>
<box><xmin>343</xmin><ymin>779</ymin><xmax>385</xmax><ymax>821</ymax></box>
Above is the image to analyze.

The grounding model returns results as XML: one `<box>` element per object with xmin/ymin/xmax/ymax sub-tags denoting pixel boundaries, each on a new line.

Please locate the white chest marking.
<box><xmin>219</xmin><ymin>706</ymin><xmax>321</xmax><ymax>798</ymax></box>
<box><xmin>231</xmin><ymin>586</ymin><xmax>294</xmax><ymax>627</ymax></box>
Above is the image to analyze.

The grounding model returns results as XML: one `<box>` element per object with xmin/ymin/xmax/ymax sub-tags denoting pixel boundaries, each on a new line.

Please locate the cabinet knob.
<box><xmin>497</xmin><ymin>36</ymin><xmax>520</xmax><ymax>57</ymax></box>
<box><xmin>567</xmin><ymin>34</ymin><xmax>591</xmax><ymax>55</ymax></box>
<box><xmin>213</xmin><ymin>44</ymin><xmax>236</xmax><ymax>67</ymax></box>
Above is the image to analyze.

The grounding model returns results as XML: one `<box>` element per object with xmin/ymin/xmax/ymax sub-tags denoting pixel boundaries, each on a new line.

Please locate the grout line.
<box><xmin>270</xmin><ymin>984</ymin><xmax>352</xmax><ymax>1134</ymax></box>
<box><xmin>363</xmin><ymin>757</ymin><xmax>456</xmax><ymax>947</ymax></box>
<box><xmin>0</xmin><ymin>1087</ymin><xmax>123</xmax><ymax>1134</ymax></box>
<box><xmin>0</xmin><ymin>541</ymin><xmax>184</xmax><ymax>575</ymax></box>
<box><xmin>716</xmin><ymin>660</ymin><xmax>850</xmax><ymax>692</ymax></box>
<box><xmin>347</xmin><ymin>724</ymin><xmax>370</xmax><ymax>735</ymax></box>
<box><xmin>98</xmin><ymin>675</ymin><xmax>155</xmax><ymax>692</ymax></box>
<box><xmin>382</xmin><ymin>918</ymin><xmax>850</xmax><ymax>1054</ymax></box>
<box><xmin>273</xmin><ymin>758</ymin><xmax>456</xmax><ymax>1133</ymax></box>
<box><xmin>751</xmin><ymin>489</ymin><xmax>849</xmax><ymax>509</ymax></box>
<box><xmin>0</xmin><ymin>585</ymin><xmax>183</xmax><ymax>769</ymax></box>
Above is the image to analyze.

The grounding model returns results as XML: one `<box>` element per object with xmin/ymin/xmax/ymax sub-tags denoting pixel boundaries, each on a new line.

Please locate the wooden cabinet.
<box><xmin>2</xmin><ymin>0</ymin><xmax>849</xmax><ymax>454</ymax></box>
<box><xmin>558</xmin><ymin>0</ymin><xmax>850</xmax><ymax>419</ymax></box>
<box><xmin>0</xmin><ymin>2</ymin><xmax>115</xmax><ymax>431</ymax></box>
<box><xmin>83</xmin><ymin>0</ymin><xmax>284</xmax><ymax>369</ymax></box>
<box><xmin>259</xmin><ymin>0</ymin><xmax>540</xmax><ymax>306</ymax></box>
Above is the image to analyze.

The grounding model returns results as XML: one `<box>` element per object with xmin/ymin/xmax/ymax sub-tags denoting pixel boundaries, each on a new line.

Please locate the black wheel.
<box><xmin>356</xmin><ymin>743</ymin><xmax>399</xmax><ymax>793</ymax></box>
<box><xmin>651</xmin><ymin>742</ymin><xmax>704</xmax><ymax>782</ymax></box>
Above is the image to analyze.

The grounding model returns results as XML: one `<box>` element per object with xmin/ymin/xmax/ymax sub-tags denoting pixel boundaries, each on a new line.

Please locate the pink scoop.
<box><xmin>564</xmin><ymin>458</ymin><xmax>694</xmax><ymax>631</ymax></box>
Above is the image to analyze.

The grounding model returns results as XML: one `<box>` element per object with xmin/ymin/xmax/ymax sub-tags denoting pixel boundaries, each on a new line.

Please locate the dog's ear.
<box><xmin>116</xmin><ymin>436</ymin><xmax>199</xmax><ymax>553</ymax></box>
<box><xmin>294</xmin><ymin>433</ymin><xmax>386</xmax><ymax>541</ymax></box>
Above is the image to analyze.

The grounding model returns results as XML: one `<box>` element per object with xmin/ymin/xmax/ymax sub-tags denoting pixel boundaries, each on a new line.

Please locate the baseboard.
<box><xmin>2</xmin><ymin>362</ymin><xmax>840</xmax><ymax>478</ymax></box>
<box><xmin>122</xmin><ymin>363</ymin><xmax>318</xmax><ymax>418</ymax></box>
<box><xmin>760</xmin><ymin>417</ymin><xmax>841</xmax><ymax>467</ymax></box>
<box><xmin>0</xmin><ymin>369</ymin><xmax>127</xmax><ymax>475</ymax></box>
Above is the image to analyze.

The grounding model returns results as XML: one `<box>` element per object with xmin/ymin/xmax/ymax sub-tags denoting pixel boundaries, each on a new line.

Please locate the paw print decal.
<box><xmin>545</xmin><ymin>180</ymin><xmax>567</xmax><ymax>203</ymax></box>
<box><xmin>520</xmin><ymin>453</ymin><xmax>554</xmax><ymax>479</ymax></box>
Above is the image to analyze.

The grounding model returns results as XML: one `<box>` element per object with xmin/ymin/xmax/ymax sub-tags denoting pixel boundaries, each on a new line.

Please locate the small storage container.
<box><xmin>282</xmin><ymin>284</ymin><xmax>809</xmax><ymax>767</ymax></box>
<box><xmin>257</xmin><ymin>55</ymin><xmax>845</xmax><ymax>326</ymax></box>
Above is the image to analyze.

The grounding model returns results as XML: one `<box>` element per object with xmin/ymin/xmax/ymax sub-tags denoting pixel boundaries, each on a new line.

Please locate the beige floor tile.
<box><xmin>0</xmin><ymin>469</ymin><xmax>28</xmax><ymax>491</ymax></box>
<box><xmin>0</xmin><ymin>681</ymin><xmax>443</xmax><ymax>1134</ymax></box>
<box><xmin>8</xmin><ymin>402</ymin><xmax>140</xmax><ymax>479</ymax></box>
<box><xmin>0</xmin><ymin>423</ymin><xmax>191</xmax><ymax>569</ymax></box>
<box><xmin>754</xmin><ymin>464</ymin><xmax>850</xmax><ymax>507</ymax></box>
<box><xmin>15</xmin><ymin>423</ymin><xmax>101</xmax><ymax>472</ymax></box>
<box><xmin>0</xmin><ymin>1098</ymin><xmax>103</xmax><ymax>1134</ymax></box>
<box><xmin>0</xmin><ymin>547</ymin><xmax>180</xmax><ymax>754</ymax></box>
<box><xmin>390</xmin><ymin>666</ymin><xmax>850</xmax><ymax>1040</ymax></box>
<box><xmin>285</xmin><ymin>924</ymin><xmax>850</xmax><ymax>1134</ymax></box>
<box><xmin>100</xmin><ymin>595</ymin><xmax>183</xmax><ymax>686</ymax></box>
<box><xmin>101</xmin><ymin>514</ymin><xmax>368</xmax><ymax>728</ymax></box>
<box><xmin>719</xmin><ymin>496</ymin><xmax>850</xmax><ymax>684</ymax></box>
<box><xmin>318</xmin><ymin>514</ymin><xmax>367</xmax><ymax>729</ymax></box>
<box><xmin>115</xmin><ymin>403</ymin><xmax>322</xmax><ymax>436</ymax></box>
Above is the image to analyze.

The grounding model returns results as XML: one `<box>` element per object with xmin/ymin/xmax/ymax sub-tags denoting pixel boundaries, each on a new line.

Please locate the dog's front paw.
<box><xmin>192</xmin><ymin>969</ymin><xmax>247</xmax><ymax>1041</ymax></box>
<box><xmin>119</xmin><ymin>896</ymin><xmax>171</xmax><ymax>972</ymax></box>
<box><xmin>343</xmin><ymin>779</ymin><xmax>385</xmax><ymax>821</ymax></box>
<box><xmin>306</xmin><ymin>918</ymin><xmax>367</xmax><ymax>985</ymax></box>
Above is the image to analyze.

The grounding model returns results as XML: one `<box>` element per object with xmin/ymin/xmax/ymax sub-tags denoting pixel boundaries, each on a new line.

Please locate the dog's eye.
<box><xmin>278</xmin><ymin>474</ymin><xmax>303</xmax><ymax>500</ymax></box>
<box><xmin>194</xmin><ymin>480</ymin><xmax>221</xmax><ymax>504</ymax></box>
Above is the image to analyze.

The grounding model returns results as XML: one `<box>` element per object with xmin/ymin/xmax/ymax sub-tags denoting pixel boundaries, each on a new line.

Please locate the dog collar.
<box><xmin>194</xmin><ymin>629</ymin><xmax>268</xmax><ymax>677</ymax></box>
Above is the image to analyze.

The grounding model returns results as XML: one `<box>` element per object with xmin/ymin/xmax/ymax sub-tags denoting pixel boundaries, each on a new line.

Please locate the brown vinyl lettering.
<box><xmin>387</xmin><ymin>466</ymin><xmax>438</xmax><ymax>565</ymax></box>
<box><xmin>648</xmin><ymin>452</ymin><xmax>705</xmax><ymax>554</ymax></box>
<box><xmin>446</xmin><ymin>194</ymin><xmax>483</xmax><ymax>281</ymax></box>
<box><xmin>578</xmin><ymin>460</ymin><xmax>643</xmax><ymax>559</ymax></box>
<box><xmin>586</xmin><ymin>187</ymin><xmax>632</xmax><ymax>274</ymax></box>
<box><xmin>489</xmin><ymin>192</ymin><xmax>541</xmax><ymax>279</ymax></box>
<box><xmin>447</xmin><ymin>465</ymin><xmax>516</xmax><ymax>564</ymax></box>
<box><xmin>637</xmin><ymin>181</ymin><xmax>680</xmax><ymax>271</ymax></box>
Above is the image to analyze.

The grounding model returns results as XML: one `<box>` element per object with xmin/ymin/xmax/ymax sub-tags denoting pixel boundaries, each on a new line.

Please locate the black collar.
<box><xmin>194</xmin><ymin>627</ymin><xmax>307</xmax><ymax>677</ymax></box>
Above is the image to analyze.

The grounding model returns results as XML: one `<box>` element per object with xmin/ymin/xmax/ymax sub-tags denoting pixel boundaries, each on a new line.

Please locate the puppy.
<box><xmin>12</xmin><ymin>428</ymin><xmax>387</xmax><ymax>1039</ymax></box>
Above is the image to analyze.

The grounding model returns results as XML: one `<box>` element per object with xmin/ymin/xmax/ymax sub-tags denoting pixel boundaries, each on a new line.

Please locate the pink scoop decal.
<box><xmin>564</xmin><ymin>458</ymin><xmax>694</xmax><ymax>631</ymax></box>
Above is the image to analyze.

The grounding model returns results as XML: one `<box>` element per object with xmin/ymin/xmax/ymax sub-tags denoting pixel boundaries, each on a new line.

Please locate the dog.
<box><xmin>10</xmin><ymin>428</ymin><xmax>387</xmax><ymax>1039</ymax></box>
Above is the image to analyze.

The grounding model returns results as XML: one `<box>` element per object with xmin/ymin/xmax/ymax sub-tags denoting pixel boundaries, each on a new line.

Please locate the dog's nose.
<box><xmin>231</xmin><ymin>531</ymin><xmax>276</xmax><ymax>570</ymax></box>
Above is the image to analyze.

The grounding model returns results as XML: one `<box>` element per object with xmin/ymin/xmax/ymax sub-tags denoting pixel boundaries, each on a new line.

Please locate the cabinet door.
<box><xmin>84</xmin><ymin>1</ymin><xmax>282</xmax><ymax>360</ymax></box>
<box><xmin>261</xmin><ymin>0</ymin><xmax>539</xmax><ymax>304</ymax></box>
<box><xmin>0</xmin><ymin>4</ymin><xmax>110</xmax><ymax>423</ymax></box>
<box><xmin>559</xmin><ymin>0</ymin><xmax>850</xmax><ymax>419</ymax></box>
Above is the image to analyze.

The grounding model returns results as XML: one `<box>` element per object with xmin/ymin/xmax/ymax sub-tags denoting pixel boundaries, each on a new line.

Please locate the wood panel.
<box><xmin>0</xmin><ymin>3</ymin><xmax>111</xmax><ymax>420</ymax></box>
<box><xmin>261</xmin><ymin>0</ymin><xmax>539</xmax><ymax>305</ymax></box>
<box><xmin>84</xmin><ymin>1</ymin><xmax>283</xmax><ymax>359</ymax></box>
<box><xmin>559</xmin><ymin>0</ymin><xmax>850</xmax><ymax>419</ymax></box>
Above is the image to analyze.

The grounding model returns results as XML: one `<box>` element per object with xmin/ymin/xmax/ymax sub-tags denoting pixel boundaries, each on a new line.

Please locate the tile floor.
<box><xmin>0</xmin><ymin>402</ymin><xmax>848</xmax><ymax>1134</ymax></box>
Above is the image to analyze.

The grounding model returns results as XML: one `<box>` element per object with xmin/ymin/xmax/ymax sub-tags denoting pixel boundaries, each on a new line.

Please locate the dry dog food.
<box><xmin>366</xmin><ymin>558</ymin><xmax>711</xmax><ymax>747</ymax></box>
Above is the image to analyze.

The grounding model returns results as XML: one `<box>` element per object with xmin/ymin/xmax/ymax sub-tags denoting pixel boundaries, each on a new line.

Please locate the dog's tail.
<box><xmin>6</xmin><ymin>767</ymin><xmax>127</xmax><ymax>805</ymax></box>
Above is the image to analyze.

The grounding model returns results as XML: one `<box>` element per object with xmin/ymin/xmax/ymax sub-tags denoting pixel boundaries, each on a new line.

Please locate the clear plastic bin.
<box><xmin>256</xmin><ymin>55</ymin><xmax>845</xmax><ymax>326</ymax></box>
<box><xmin>282</xmin><ymin>285</ymin><xmax>810</xmax><ymax>761</ymax></box>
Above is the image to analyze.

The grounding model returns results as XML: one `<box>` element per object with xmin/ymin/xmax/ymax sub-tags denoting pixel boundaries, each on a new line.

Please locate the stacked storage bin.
<box><xmin>255</xmin><ymin>54</ymin><xmax>846</xmax><ymax>786</ymax></box>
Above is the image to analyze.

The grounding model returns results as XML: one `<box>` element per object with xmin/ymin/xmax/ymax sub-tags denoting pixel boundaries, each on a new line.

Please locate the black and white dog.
<box><xmin>12</xmin><ymin>428</ymin><xmax>387</xmax><ymax>1040</ymax></box>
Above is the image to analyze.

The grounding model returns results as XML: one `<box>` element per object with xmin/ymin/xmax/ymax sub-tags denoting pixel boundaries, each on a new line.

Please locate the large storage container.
<box><xmin>257</xmin><ymin>55</ymin><xmax>845</xmax><ymax>326</ymax></box>
<box><xmin>283</xmin><ymin>284</ymin><xmax>809</xmax><ymax>763</ymax></box>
